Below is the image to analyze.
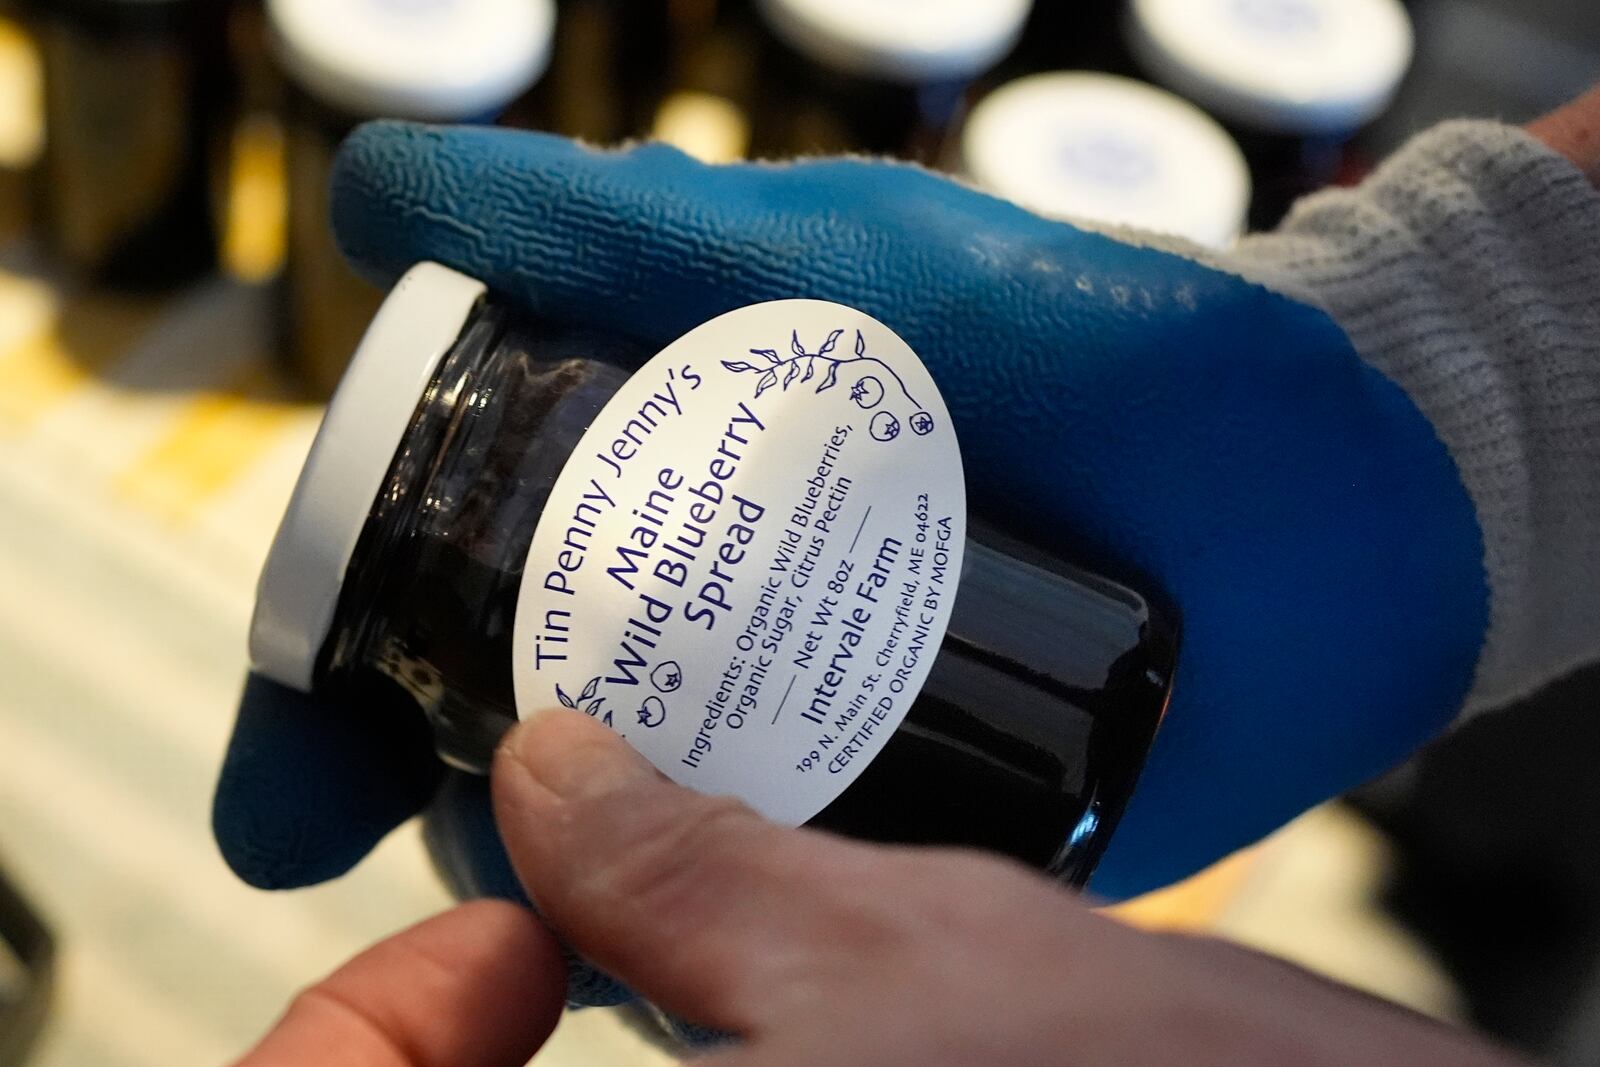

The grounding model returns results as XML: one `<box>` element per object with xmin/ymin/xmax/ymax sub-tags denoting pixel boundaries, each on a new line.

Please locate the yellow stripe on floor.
<box><xmin>0</xmin><ymin>272</ymin><xmax>75</xmax><ymax>433</ymax></box>
<box><xmin>114</xmin><ymin>366</ymin><xmax>311</xmax><ymax>525</ymax></box>
<box><xmin>1108</xmin><ymin>846</ymin><xmax>1262</xmax><ymax>932</ymax></box>
<box><xmin>0</xmin><ymin>329</ymin><xmax>91</xmax><ymax>433</ymax></box>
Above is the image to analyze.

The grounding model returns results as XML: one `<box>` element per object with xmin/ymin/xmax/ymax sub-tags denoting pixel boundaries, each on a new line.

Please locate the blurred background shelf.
<box><xmin>0</xmin><ymin>0</ymin><xmax>1591</xmax><ymax>1063</ymax></box>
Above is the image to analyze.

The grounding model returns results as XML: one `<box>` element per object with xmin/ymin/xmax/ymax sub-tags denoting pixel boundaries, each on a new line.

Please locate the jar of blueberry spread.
<box><xmin>250</xmin><ymin>262</ymin><xmax>1178</xmax><ymax>886</ymax></box>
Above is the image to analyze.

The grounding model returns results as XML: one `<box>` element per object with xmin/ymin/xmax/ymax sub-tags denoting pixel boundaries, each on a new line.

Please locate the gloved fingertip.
<box><xmin>329</xmin><ymin>120</ymin><xmax>599</xmax><ymax>290</ymax></box>
<box><xmin>213</xmin><ymin>674</ymin><xmax>444</xmax><ymax>890</ymax></box>
<box><xmin>328</xmin><ymin>120</ymin><xmax>449</xmax><ymax>287</ymax></box>
<box><xmin>212</xmin><ymin>796</ymin><xmax>354</xmax><ymax>891</ymax></box>
<box><xmin>328</xmin><ymin>120</ymin><xmax>731</xmax><ymax>331</ymax></box>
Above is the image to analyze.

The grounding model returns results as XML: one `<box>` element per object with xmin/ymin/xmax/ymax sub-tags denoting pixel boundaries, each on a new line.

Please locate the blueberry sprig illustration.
<box><xmin>556</xmin><ymin>676</ymin><xmax>611</xmax><ymax>727</ymax></box>
<box><xmin>722</xmin><ymin>329</ymin><xmax>924</xmax><ymax>412</ymax></box>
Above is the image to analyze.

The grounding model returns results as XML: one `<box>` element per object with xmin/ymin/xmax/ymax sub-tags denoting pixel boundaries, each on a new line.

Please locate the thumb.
<box><xmin>234</xmin><ymin>901</ymin><xmax>565</xmax><ymax>1067</ymax></box>
<box><xmin>488</xmin><ymin>709</ymin><xmax>1043</xmax><ymax>1034</ymax></box>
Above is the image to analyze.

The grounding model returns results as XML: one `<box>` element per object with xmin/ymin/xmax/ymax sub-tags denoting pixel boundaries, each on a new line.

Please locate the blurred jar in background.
<box><xmin>1005</xmin><ymin>0</ymin><xmax>1132</xmax><ymax>77</ymax></box>
<box><xmin>510</xmin><ymin>0</ymin><xmax>742</xmax><ymax>146</ymax></box>
<box><xmin>28</xmin><ymin>0</ymin><xmax>228</xmax><ymax>289</ymax></box>
<box><xmin>749</xmin><ymin>0</ymin><xmax>1034</xmax><ymax>162</ymax></box>
<box><xmin>217</xmin><ymin>0</ymin><xmax>287</xmax><ymax>284</ymax></box>
<box><xmin>645</xmin><ymin>0</ymin><xmax>756</xmax><ymax>163</ymax></box>
<box><xmin>228</xmin><ymin>0</ymin><xmax>278</xmax><ymax>113</ymax></box>
<box><xmin>1126</xmin><ymin>0</ymin><xmax>1413</xmax><ymax>229</ymax></box>
<box><xmin>268</xmin><ymin>0</ymin><xmax>554</xmax><ymax>399</ymax></box>
<box><xmin>503</xmin><ymin>0</ymin><xmax>621</xmax><ymax>141</ymax></box>
<box><xmin>0</xmin><ymin>12</ymin><xmax>42</xmax><ymax>244</ymax></box>
<box><xmin>959</xmin><ymin>72</ymin><xmax>1250</xmax><ymax>250</ymax></box>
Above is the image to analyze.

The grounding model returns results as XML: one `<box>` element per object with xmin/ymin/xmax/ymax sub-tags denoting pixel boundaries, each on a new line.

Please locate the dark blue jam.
<box><xmin>317</xmin><ymin>299</ymin><xmax>1177</xmax><ymax>886</ymax></box>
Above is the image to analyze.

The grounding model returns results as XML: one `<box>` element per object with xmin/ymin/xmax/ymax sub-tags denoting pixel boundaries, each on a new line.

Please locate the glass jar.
<box><xmin>747</xmin><ymin>0</ymin><xmax>1034</xmax><ymax>162</ymax></box>
<box><xmin>266</xmin><ymin>0</ymin><xmax>555</xmax><ymax>399</ymax></box>
<box><xmin>1126</xmin><ymin>0</ymin><xmax>1413</xmax><ymax>229</ymax></box>
<box><xmin>251</xmin><ymin>263</ymin><xmax>1178</xmax><ymax>887</ymax></box>
<box><xmin>28</xmin><ymin>0</ymin><xmax>227</xmax><ymax>287</ymax></box>
<box><xmin>959</xmin><ymin>72</ymin><xmax>1251</xmax><ymax>250</ymax></box>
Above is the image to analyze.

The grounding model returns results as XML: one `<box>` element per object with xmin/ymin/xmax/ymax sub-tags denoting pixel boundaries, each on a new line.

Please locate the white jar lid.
<box><xmin>1127</xmin><ymin>0</ymin><xmax>1413</xmax><ymax>134</ymax></box>
<box><xmin>960</xmin><ymin>73</ymin><xmax>1251</xmax><ymax>249</ymax></box>
<box><xmin>268</xmin><ymin>0</ymin><xmax>556</xmax><ymax>120</ymax></box>
<box><xmin>755</xmin><ymin>0</ymin><xmax>1033</xmax><ymax>84</ymax></box>
<box><xmin>250</xmin><ymin>262</ymin><xmax>486</xmax><ymax>692</ymax></box>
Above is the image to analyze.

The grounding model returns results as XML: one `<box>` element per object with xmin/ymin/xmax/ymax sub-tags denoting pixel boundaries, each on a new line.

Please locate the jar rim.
<box><xmin>250</xmin><ymin>262</ymin><xmax>486</xmax><ymax>691</ymax></box>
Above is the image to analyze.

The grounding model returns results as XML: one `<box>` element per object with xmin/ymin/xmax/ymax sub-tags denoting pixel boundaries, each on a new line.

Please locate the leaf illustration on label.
<box><xmin>801</xmin><ymin>357</ymin><xmax>816</xmax><ymax>383</ymax></box>
<box><xmin>721</xmin><ymin>360</ymin><xmax>758</xmax><ymax>372</ymax></box>
<box><xmin>556</xmin><ymin>683</ymin><xmax>576</xmax><ymax>709</ymax></box>
<box><xmin>584</xmin><ymin>697</ymin><xmax>605</xmax><ymax>718</ymax></box>
<box><xmin>783</xmin><ymin>361</ymin><xmax>800</xmax><ymax>388</ymax></box>
<box><xmin>581</xmin><ymin>677</ymin><xmax>599</xmax><ymax>700</ymax></box>
<box><xmin>754</xmin><ymin>348</ymin><xmax>781</xmax><ymax>365</ymax></box>
<box><xmin>816</xmin><ymin>360</ymin><xmax>840</xmax><ymax>394</ymax></box>
<box><xmin>756</xmin><ymin>369</ymin><xmax>779</xmax><ymax>397</ymax></box>
<box><xmin>791</xmin><ymin>331</ymin><xmax>807</xmax><ymax>357</ymax></box>
<box><xmin>818</xmin><ymin>329</ymin><xmax>843</xmax><ymax>356</ymax></box>
<box><xmin>855</xmin><ymin>330</ymin><xmax>866</xmax><ymax>358</ymax></box>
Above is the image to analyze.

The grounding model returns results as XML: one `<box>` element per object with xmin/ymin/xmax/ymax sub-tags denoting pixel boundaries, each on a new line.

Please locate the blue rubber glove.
<box><xmin>214</xmin><ymin>122</ymin><xmax>1487</xmax><ymax>996</ymax></box>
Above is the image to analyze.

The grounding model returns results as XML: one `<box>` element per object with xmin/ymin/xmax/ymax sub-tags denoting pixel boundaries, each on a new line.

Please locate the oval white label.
<box><xmin>512</xmin><ymin>300</ymin><xmax>966</xmax><ymax>825</ymax></box>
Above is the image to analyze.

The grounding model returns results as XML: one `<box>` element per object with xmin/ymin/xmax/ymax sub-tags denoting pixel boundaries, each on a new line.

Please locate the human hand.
<box><xmin>1527</xmin><ymin>82</ymin><xmax>1600</xmax><ymax>187</ymax></box>
<box><xmin>233</xmin><ymin>900</ymin><xmax>566</xmax><ymax>1067</ymax></box>
<box><xmin>235</xmin><ymin>711</ymin><xmax>1526</xmax><ymax>1067</ymax></box>
<box><xmin>215</xmin><ymin>120</ymin><xmax>1489</xmax><ymax>972</ymax></box>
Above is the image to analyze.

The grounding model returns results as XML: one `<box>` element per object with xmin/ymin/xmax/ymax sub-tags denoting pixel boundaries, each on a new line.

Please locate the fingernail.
<box><xmin>504</xmin><ymin>708</ymin><xmax>655</xmax><ymax>801</ymax></box>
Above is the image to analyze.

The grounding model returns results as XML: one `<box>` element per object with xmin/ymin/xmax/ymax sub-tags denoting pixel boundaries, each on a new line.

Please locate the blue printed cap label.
<box><xmin>513</xmin><ymin>300</ymin><xmax>967</xmax><ymax>825</ymax></box>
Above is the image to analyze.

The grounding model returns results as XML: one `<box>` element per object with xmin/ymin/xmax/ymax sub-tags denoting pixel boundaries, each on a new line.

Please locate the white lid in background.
<box><xmin>1127</xmin><ymin>0</ymin><xmax>1413</xmax><ymax>134</ymax></box>
<box><xmin>961</xmin><ymin>73</ymin><xmax>1251</xmax><ymax>249</ymax></box>
<box><xmin>268</xmin><ymin>0</ymin><xmax>556</xmax><ymax>120</ymax></box>
<box><xmin>756</xmin><ymin>0</ymin><xmax>1033</xmax><ymax>84</ymax></box>
<box><xmin>250</xmin><ymin>262</ymin><xmax>486</xmax><ymax>692</ymax></box>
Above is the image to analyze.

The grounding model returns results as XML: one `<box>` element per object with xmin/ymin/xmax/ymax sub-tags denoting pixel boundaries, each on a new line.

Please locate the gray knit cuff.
<box><xmin>1230</xmin><ymin>120</ymin><xmax>1600</xmax><ymax>715</ymax></box>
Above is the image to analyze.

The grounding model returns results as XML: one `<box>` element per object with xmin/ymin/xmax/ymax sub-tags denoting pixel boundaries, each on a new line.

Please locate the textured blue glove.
<box><xmin>214</xmin><ymin>122</ymin><xmax>1487</xmax><ymax>999</ymax></box>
